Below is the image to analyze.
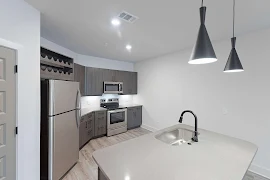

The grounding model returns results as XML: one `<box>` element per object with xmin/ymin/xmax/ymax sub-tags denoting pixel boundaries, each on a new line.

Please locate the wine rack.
<box><xmin>40</xmin><ymin>47</ymin><xmax>74</xmax><ymax>81</ymax></box>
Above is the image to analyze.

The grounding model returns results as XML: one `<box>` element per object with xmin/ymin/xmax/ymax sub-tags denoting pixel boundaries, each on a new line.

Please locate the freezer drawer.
<box><xmin>49</xmin><ymin>110</ymin><xmax>79</xmax><ymax>180</ymax></box>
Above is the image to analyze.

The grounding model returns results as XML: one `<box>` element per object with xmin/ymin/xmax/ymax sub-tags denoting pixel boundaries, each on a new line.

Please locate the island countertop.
<box><xmin>92</xmin><ymin>124</ymin><xmax>257</xmax><ymax>180</ymax></box>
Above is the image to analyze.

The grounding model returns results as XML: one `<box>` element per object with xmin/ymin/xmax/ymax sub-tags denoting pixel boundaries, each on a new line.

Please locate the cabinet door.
<box><xmin>127</xmin><ymin>106</ymin><xmax>142</xmax><ymax>129</ymax></box>
<box><xmin>123</xmin><ymin>72</ymin><xmax>138</xmax><ymax>95</ymax></box>
<box><xmin>86</xmin><ymin>67</ymin><xmax>104</xmax><ymax>96</ymax></box>
<box><xmin>134</xmin><ymin>106</ymin><xmax>142</xmax><ymax>127</ymax></box>
<box><xmin>85</xmin><ymin>67</ymin><xmax>94</xmax><ymax>96</ymax></box>
<box><xmin>85</xmin><ymin>113</ymin><xmax>94</xmax><ymax>141</ymax></box>
<box><xmin>79</xmin><ymin>120</ymin><xmax>87</xmax><ymax>148</ymax></box>
<box><xmin>103</xmin><ymin>69</ymin><xmax>114</xmax><ymax>82</ymax></box>
<box><xmin>74</xmin><ymin>63</ymin><xmax>85</xmax><ymax>95</ymax></box>
<box><xmin>94</xmin><ymin>68</ymin><xmax>104</xmax><ymax>95</ymax></box>
<box><xmin>127</xmin><ymin>108</ymin><xmax>134</xmax><ymax>130</ymax></box>
<box><xmin>122</xmin><ymin>71</ymin><xmax>131</xmax><ymax>94</ymax></box>
<box><xmin>131</xmin><ymin>72</ymin><xmax>138</xmax><ymax>94</ymax></box>
<box><xmin>94</xmin><ymin>111</ymin><xmax>107</xmax><ymax>137</ymax></box>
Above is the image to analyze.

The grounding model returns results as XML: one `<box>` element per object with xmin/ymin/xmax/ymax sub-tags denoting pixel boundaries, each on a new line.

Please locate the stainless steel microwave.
<box><xmin>103</xmin><ymin>82</ymin><xmax>123</xmax><ymax>94</ymax></box>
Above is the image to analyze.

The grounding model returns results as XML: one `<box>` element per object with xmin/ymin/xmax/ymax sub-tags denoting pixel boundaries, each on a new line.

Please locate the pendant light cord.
<box><xmin>202</xmin><ymin>0</ymin><xmax>204</xmax><ymax>7</ymax></box>
<box><xmin>233</xmin><ymin>0</ymin><xmax>235</xmax><ymax>37</ymax></box>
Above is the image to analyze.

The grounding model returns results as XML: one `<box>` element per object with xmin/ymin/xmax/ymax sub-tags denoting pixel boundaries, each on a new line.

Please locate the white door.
<box><xmin>0</xmin><ymin>46</ymin><xmax>16</xmax><ymax>179</ymax></box>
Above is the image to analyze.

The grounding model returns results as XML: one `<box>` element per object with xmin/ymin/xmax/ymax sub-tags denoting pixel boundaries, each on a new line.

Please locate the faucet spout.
<box><xmin>179</xmin><ymin>110</ymin><xmax>198</xmax><ymax>142</ymax></box>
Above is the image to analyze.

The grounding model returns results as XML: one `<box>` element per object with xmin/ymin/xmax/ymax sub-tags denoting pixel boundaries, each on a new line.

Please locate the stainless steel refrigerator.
<box><xmin>41</xmin><ymin>80</ymin><xmax>81</xmax><ymax>180</ymax></box>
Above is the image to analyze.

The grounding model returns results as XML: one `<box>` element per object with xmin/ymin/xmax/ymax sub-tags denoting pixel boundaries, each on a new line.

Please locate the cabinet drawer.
<box><xmin>96</xmin><ymin>116</ymin><xmax>106</xmax><ymax>121</ymax></box>
<box><xmin>95</xmin><ymin>111</ymin><xmax>106</xmax><ymax>118</ymax></box>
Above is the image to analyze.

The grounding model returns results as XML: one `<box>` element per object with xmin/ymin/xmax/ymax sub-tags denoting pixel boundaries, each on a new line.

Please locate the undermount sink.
<box><xmin>155</xmin><ymin>128</ymin><xmax>196</xmax><ymax>146</ymax></box>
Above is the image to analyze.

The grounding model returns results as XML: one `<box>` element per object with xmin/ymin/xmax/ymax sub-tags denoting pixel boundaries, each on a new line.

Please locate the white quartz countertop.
<box><xmin>93</xmin><ymin>124</ymin><xmax>257</xmax><ymax>180</ymax></box>
<box><xmin>81</xmin><ymin>107</ymin><xmax>107</xmax><ymax>117</ymax></box>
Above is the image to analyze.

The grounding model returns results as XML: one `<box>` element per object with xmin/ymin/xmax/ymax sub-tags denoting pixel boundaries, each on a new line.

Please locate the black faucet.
<box><xmin>179</xmin><ymin>110</ymin><xmax>198</xmax><ymax>142</ymax></box>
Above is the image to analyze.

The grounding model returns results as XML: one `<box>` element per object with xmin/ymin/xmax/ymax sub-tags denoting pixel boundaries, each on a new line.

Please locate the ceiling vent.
<box><xmin>118</xmin><ymin>11</ymin><xmax>138</xmax><ymax>23</ymax></box>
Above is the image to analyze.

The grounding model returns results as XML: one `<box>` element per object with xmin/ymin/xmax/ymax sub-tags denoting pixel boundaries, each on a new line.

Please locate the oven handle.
<box><xmin>108</xmin><ymin>108</ymin><xmax>127</xmax><ymax>114</ymax></box>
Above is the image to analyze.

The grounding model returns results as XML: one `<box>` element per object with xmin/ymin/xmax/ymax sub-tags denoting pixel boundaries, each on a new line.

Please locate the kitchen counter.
<box><xmin>119</xmin><ymin>104</ymin><xmax>142</xmax><ymax>108</ymax></box>
<box><xmin>81</xmin><ymin>107</ymin><xmax>107</xmax><ymax>117</ymax></box>
<box><xmin>93</xmin><ymin>124</ymin><xmax>257</xmax><ymax>180</ymax></box>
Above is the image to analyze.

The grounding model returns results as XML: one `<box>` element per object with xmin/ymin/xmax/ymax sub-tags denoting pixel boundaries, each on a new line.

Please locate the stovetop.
<box><xmin>100</xmin><ymin>98</ymin><xmax>120</xmax><ymax>110</ymax></box>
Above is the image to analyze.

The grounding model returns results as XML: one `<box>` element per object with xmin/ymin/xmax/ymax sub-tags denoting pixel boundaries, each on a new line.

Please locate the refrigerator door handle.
<box><xmin>76</xmin><ymin>89</ymin><xmax>81</xmax><ymax>128</ymax></box>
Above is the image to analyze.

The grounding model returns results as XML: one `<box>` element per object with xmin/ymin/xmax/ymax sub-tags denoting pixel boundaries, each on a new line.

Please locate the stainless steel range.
<box><xmin>100</xmin><ymin>98</ymin><xmax>127</xmax><ymax>136</ymax></box>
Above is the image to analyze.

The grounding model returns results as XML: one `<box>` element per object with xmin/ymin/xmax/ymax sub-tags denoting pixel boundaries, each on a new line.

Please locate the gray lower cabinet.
<box><xmin>79</xmin><ymin>112</ymin><xmax>94</xmax><ymax>148</ymax></box>
<box><xmin>74</xmin><ymin>63</ymin><xmax>86</xmax><ymax>95</ymax></box>
<box><xmin>127</xmin><ymin>106</ymin><xmax>142</xmax><ymax>130</ymax></box>
<box><xmin>94</xmin><ymin>111</ymin><xmax>107</xmax><ymax>137</ymax></box>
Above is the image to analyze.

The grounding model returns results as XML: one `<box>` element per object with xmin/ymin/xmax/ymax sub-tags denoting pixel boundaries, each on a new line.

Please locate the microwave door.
<box><xmin>104</xmin><ymin>82</ymin><xmax>121</xmax><ymax>94</ymax></box>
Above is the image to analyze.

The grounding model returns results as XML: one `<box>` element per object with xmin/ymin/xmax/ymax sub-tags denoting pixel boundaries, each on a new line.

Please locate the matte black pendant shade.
<box><xmin>224</xmin><ymin>0</ymin><xmax>244</xmax><ymax>73</ymax></box>
<box><xmin>224</xmin><ymin>37</ymin><xmax>244</xmax><ymax>72</ymax></box>
<box><xmin>189</xmin><ymin>7</ymin><xmax>217</xmax><ymax>64</ymax></box>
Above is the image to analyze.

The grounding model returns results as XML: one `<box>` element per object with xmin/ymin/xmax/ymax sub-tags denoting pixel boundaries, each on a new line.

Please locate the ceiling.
<box><xmin>25</xmin><ymin>0</ymin><xmax>270</xmax><ymax>62</ymax></box>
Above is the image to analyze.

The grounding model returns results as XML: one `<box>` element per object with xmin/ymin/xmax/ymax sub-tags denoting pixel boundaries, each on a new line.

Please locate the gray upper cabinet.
<box><xmin>85</xmin><ymin>66</ymin><xmax>137</xmax><ymax>96</ymax></box>
<box><xmin>127</xmin><ymin>106</ymin><xmax>142</xmax><ymax>130</ymax></box>
<box><xmin>74</xmin><ymin>63</ymin><xmax>86</xmax><ymax>96</ymax></box>
<box><xmin>130</xmin><ymin>72</ymin><xmax>138</xmax><ymax>94</ymax></box>
<box><xmin>115</xmin><ymin>71</ymin><xmax>137</xmax><ymax>95</ymax></box>
<box><xmin>86</xmin><ymin>67</ymin><xmax>104</xmax><ymax>96</ymax></box>
<box><xmin>103</xmin><ymin>69</ymin><xmax>115</xmax><ymax>82</ymax></box>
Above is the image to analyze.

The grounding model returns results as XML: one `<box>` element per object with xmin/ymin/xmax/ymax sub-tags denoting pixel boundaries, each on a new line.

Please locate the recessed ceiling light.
<box><xmin>126</xmin><ymin>45</ymin><xmax>132</xmax><ymax>50</ymax></box>
<box><xmin>111</xmin><ymin>18</ymin><xmax>121</xmax><ymax>26</ymax></box>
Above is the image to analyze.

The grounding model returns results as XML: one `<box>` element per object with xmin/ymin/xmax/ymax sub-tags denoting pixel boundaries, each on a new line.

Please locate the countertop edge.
<box><xmin>81</xmin><ymin>107</ymin><xmax>107</xmax><ymax>117</ymax></box>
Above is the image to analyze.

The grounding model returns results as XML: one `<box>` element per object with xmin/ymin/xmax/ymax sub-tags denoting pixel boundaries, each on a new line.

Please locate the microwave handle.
<box><xmin>119</xmin><ymin>83</ymin><xmax>123</xmax><ymax>91</ymax></box>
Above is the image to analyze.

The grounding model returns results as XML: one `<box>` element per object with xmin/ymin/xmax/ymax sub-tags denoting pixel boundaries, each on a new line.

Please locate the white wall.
<box><xmin>77</xmin><ymin>54</ymin><xmax>134</xmax><ymax>71</ymax></box>
<box><xmin>41</xmin><ymin>38</ymin><xmax>134</xmax><ymax>72</ymax></box>
<box><xmin>134</xmin><ymin>28</ymin><xmax>270</xmax><ymax>178</ymax></box>
<box><xmin>0</xmin><ymin>0</ymin><xmax>40</xmax><ymax>180</ymax></box>
<box><xmin>41</xmin><ymin>37</ymin><xmax>77</xmax><ymax>59</ymax></box>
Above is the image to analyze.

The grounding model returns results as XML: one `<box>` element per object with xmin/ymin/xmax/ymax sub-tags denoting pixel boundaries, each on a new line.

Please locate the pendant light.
<box><xmin>224</xmin><ymin>0</ymin><xmax>244</xmax><ymax>72</ymax></box>
<box><xmin>189</xmin><ymin>0</ymin><xmax>217</xmax><ymax>64</ymax></box>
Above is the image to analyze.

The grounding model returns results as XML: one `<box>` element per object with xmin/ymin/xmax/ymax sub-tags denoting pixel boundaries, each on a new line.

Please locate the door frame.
<box><xmin>0</xmin><ymin>38</ymin><xmax>22</xmax><ymax>180</ymax></box>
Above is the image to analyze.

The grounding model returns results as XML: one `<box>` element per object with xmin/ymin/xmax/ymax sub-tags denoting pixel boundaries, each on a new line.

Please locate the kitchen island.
<box><xmin>93</xmin><ymin>124</ymin><xmax>257</xmax><ymax>180</ymax></box>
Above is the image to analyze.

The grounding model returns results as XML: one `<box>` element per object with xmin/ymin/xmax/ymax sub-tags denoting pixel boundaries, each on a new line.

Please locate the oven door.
<box><xmin>107</xmin><ymin>108</ymin><xmax>127</xmax><ymax>129</ymax></box>
<box><xmin>104</xmin><ymin>82</ymin><xmax>123</xmax><ymax>94</ymax></box>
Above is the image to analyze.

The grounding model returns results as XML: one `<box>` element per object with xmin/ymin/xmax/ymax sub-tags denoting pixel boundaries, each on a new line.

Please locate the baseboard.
<box><xmin>141</xmin><ymin>124</ymin><xmax>159</xmax><ymax>132</ymax></box>
<box><xmin>249</xmin><ymin>164</ymin><xmax>270</xmax><ymax>179</ymax></box>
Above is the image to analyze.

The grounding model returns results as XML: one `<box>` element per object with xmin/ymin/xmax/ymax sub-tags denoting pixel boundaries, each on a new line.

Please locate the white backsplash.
<box><xmin>81</xmin><ymin>94</ymin><xmax>134</xmax><ymax>108</ymax></box>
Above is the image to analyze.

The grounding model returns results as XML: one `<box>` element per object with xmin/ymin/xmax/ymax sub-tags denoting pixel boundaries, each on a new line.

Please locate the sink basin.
<box><xmin>155</xmin><ymin>128</ymin><xmax>196</xmax><ymax>146</ymax></box>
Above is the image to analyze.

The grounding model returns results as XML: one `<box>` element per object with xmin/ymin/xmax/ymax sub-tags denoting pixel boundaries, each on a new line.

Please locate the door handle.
<box><xmin>76</xmin><ymin>89</ymin><xmax>81</xmax><ymax>128</ymax></box>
